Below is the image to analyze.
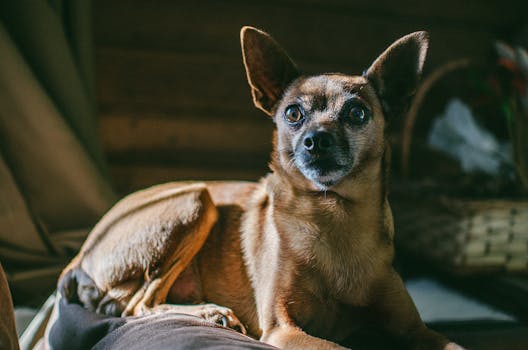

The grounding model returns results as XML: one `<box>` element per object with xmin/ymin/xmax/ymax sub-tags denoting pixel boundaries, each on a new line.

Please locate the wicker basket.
<box><xmin>394</xmin><ymin>59</ymin><xmax>528</xmax><ymax>274</ymax></box>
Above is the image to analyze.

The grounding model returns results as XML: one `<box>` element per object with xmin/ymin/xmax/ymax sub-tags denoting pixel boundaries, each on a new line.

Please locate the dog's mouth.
<box><xmin>304</xmin><ymin>157</ymin><xmax>341</xmax><ymax>173</ymax></box>
<box><xmin>295</xmin><ymin>154</ymin><xmax>352</xmax><ymax>189</ymax></box>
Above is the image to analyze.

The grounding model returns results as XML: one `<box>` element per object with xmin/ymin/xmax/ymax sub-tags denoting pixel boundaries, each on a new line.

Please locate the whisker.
<box><xmin>272</xmin><ymin>147</ymin><xmax>298</xmax><ymax>171</ymax></box>
<box><xmin>286</xmin><ymin>155</ymin><xmax>297</xmax><ymax>170</ymax></box>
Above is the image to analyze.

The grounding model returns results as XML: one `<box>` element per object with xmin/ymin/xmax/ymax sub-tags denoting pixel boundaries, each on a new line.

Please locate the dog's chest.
<box><xmin>286</xmin><ymin>246</ymin><xmax>384</xmax><ymax>341</ymax></box>
<box><xmin>277</xmin><ymin>200</ymin><xmax>385</xmax><ymax>301</ymax></box>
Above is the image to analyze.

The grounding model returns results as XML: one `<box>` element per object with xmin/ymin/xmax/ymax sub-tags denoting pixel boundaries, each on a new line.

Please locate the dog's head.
<box><xmin>241</xmin><ymin>27</ymin><xmax>428</xmax><ymax>194</ymax></box>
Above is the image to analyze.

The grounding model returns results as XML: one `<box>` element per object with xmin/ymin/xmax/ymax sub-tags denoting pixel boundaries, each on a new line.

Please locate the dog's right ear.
<box><xmin>364</xmin><ymin>31</ymin><xmax>429</xmax><ymax>119</ymax></box>
<box><xmin>241</xmin><ymin>26</ymin><xmax>300</xmax><ymax>116</ymax></box>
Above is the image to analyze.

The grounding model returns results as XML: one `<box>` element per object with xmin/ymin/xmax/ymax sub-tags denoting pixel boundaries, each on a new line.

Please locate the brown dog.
<box><xmin>50</xmin><ymin>27</ymin><xmax>463</xmax><ymax>350</ymax></box>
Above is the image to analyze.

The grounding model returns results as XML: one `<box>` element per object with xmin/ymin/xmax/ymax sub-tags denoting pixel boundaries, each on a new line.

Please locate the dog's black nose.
<box><xmin>303</xmin><ymin>130</ymin><xmax>334</xmax><ymax>153</ymax></box>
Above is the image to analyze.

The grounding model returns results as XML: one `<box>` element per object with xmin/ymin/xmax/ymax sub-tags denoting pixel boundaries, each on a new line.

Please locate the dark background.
<box><xmin>93</xmin><ymin>0</ymin><xmax>527</xmax><ymax>194</ymax></box>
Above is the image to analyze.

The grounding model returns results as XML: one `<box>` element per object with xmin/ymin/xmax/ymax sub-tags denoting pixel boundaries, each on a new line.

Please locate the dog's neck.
<box><xmin>266</xmin><ymin>140</ymin><xmax>392</xmax><ymax>241</ymax></box>
<box><xmin>264</xmin><ymin>150</ymin><xmax>394</xmax><ymax>296</ymax></box>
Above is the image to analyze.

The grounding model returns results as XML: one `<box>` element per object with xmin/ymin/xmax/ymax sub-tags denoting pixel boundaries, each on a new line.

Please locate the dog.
<box><xmin>49</xmin><ymin>27</ymin><xmax>464</xmax><ymax>350</ymax></box>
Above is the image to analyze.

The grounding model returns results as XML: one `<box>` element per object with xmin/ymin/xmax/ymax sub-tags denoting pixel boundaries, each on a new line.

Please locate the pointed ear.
<box><xmin>365</xmin><ymin>31</ymin><xmax>429</xmax><ymax>118</ymax></box>
<box><xmin>241</xmin><ymin>26</ymin><xmax>300</xmax><ymax>116</ymax></box>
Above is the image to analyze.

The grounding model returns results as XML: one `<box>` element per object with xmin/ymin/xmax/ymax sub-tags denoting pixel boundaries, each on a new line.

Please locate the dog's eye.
<box><xmin>348</xmin><ymin>105</ymin><xmax>369</xmax><ymax>126</ymax></box>
<box><xmin>285</xmin><ymin>105</ymin><xmax>304</xmax><ymax>124</ymax></box>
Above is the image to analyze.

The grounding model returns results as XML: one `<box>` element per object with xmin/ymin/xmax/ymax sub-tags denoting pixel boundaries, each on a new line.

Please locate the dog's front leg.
<box><xmin>261</xmin><ymin>324</ymin><xmax>348</xmax><ymax>350</ymax></box>
<box><xmin>255</xmin><ymin>289</ymin><xmax>347</xmax><ymax>350</ymax></box>
<box><xmin>369</xmin><ymin>269</ymin><xmax>464</xmax><ymax>350</ymax></box>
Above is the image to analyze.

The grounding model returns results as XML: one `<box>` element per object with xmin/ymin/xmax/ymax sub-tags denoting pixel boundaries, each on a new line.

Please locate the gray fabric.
<box><xmin>47</xmin><ymin>298</ymin><xmax>277</xmax><ymax>350</ymax></box>
<box><xmin>93</xmin><ymin>314</ymin><xmax>277</xmax><ymax>350</ymax></box>
<box><xmin>0</xmin><ymin>1</ymin><xmax>116</xmax><ymax>302</ymax></box>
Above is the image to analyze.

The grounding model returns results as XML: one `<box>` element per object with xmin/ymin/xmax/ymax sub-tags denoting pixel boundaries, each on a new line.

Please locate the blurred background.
<box><xmin>92</xmin><ymin>1</ymin><xmax>526</xmax><ymax>193</ymax></box>
<box><xmin>1</xmin><ymin>1</ymin><xmax>527</xmax><ymax>349</ymax></box>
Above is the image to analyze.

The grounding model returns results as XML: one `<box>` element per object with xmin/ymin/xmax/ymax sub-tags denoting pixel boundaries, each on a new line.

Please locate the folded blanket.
<box><xmin>47</xmin><ymin>299</ymin><xmax>277</xmax><ymax>350</ymax></box>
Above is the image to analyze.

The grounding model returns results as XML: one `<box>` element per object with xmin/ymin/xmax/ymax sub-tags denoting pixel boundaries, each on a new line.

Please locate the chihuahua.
<box><xmin>50</xmin><ymin>27</ymin><xmax>464</xmax><ymax>350</ymax></box>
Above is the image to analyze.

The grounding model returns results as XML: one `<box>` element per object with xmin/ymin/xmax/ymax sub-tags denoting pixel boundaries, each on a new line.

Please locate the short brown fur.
<box><xmin>47</xmin><ymin>27</ymin><xmax>464</xmax><ymax>350</ymax></box>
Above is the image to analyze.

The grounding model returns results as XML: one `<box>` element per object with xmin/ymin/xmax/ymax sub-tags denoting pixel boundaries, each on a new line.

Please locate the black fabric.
<box><xmin>49</xmin><ymin>299</ymin><xmax>126</xmax><ymax>350</ymax></box>
<box><xmin>49</xmin><ymin>298</ymin><xmax>277</xmax><ymax>350</ymax></box>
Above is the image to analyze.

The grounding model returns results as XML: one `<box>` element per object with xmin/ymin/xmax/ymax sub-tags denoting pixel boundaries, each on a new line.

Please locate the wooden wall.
<box><xmin>93</xmin><ymin>0</ymin><xmax>525</xmax><ymax>194</ymax></box>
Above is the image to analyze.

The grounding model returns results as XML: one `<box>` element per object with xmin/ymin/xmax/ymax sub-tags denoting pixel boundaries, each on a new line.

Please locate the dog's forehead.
<box><xmin>299</xmin><ymin>74</ymin><xmax>367</xmax><ymax>93</ymax></box>
<box><xmin>288</xmin><ymin>74</ymin><xmax>375</xmax><ymax>110</ymax></box>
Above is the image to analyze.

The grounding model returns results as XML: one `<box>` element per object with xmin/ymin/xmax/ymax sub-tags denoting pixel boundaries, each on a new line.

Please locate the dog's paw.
<box><xmin>59</xmin><ymin>267</ymin><xmax>103</xmax><ymax>311</ymax></box>
<box><xmin>444</xmin><ymin>343</ymin><xmax>466</xmax><ymax>350</ymax></box>
<box><xmin>96</xmin><ymin>295</ymin><xmax>126</xmax><ymax>316</ymax></box>
<box><xmin>196</xmin><ymin>304</ymin><xmax>247</xmax><ymax>334</ymax></box>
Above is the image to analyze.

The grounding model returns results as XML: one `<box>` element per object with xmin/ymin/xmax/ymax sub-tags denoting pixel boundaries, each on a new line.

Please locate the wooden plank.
<box><xmin>94</xmin><ymin>1</ymin><xmax>501</xmax><ymax>115</ymax></box>
<box><xmin>99</xmin><ymin>112</ymin><xmax>274</xmax><ymax>157</ymax></box>
<box><xmin>96</xmin><ymin>49</ymin><xmax>256</xmax><ymax>114</ymax></box>
<box><xmin>93</xmin><ymin>0</ymin><xmax>525</xmax><ymax>196</ymax></box>
<box><xmin>93</xmin><ymin>9</ymin><xmax>498</xmax><ymax>66</ymax></box>
<box><xmin>274</xmin><ymin>0</ymin><xmax>526</xmax><ymax>26</ymax></box>
<box><xmin>94</xmin><ymin>1</ymin><xmax>523</xmax><ymax>55</ymax></box>
<box><xmin>110</xmin><ymin>163</ymin><xmax>267</xmax><ymax>194</ymax></box>
<box><xmin>95</xmin><ymin>29</ymin><xmax>492</xmax><ymax>114</ymax></box>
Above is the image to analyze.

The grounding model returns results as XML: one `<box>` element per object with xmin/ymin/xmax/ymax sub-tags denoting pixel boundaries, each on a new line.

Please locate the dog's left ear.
<box><xmin>241</xmin><ymin>26</ymin><xmax>300</xmax><ymax>116</ymax></box>
<box><xmin>365</xmin><ymin>31</ymin><xmax>429</xmax><ymax>118</ymax></box>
